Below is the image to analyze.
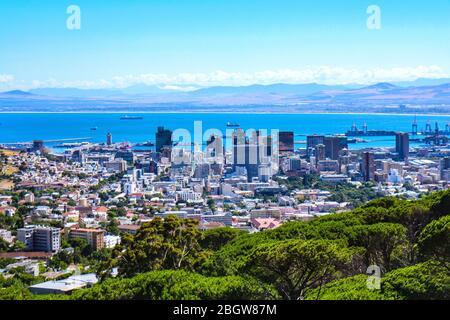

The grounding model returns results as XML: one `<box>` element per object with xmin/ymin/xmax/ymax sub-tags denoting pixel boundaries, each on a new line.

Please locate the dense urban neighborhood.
<box><xmin>0</xmin><ymin>124</ymin><xmax>449</xmax><ymax>300</ymax></box>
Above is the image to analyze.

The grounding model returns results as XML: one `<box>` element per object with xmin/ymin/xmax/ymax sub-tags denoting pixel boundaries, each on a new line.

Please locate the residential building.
<box><xmin>69</xmin><ymin>228</ymin><xmax>105</xmax><ymax>251</ymax></box>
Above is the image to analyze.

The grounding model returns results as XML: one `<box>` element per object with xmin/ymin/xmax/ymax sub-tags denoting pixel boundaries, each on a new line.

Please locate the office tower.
<box><xmin>361</xmin><ymin>152</ymin><xmax>376</xmax><ymax>182</ymax></box>
<box><xmin>206</xmin><ymin>134</ymin><xmax>223</xmax><ymax>158</ymax></box>
<box><xmin>32</xmin><ymin>140</ymin><xmax>45</xmax><ymax>153</ymax></box>
<box><xmin>306</xmin><ymin>135</ymin><xmax>325</xmax><ymax>156</ymax></box>
<box><xmin>210</xmin><ymin>162</ymin><xmax>223</xmax><ymax>175</ymax></box>
<box><xmin>71</xmin><ymin>149</ymin><xmax>85</xmax><ymax>163</ymax></box>
<box><xmin>279</xmin><ymin>131</ymin><xmax>294</xmax><ymax>153</ymax></box>
<box><xmin>289</xmin><ymin>158</ymin><xmax>302</xmax><ymax>171</ymax></box>
<box><xmin>17</xmin><ymin>225</ymin><xmax>61</xmax><ymax>253</ymax></box>
<box><xmin>232</xmin><ymin>128</ymin><xmax>247</xmax><ymax>169</ymax></box>
<box><xmin>440</xmin><ymin>157</ymin><xmax>450</xmax><ymax>181</ymax></box>
<box><xmin>194</xmin><ymin>163</ymin><xmax>210</xmax><ymax>179</ymax></box>
<box><xmin>106</xmin><ymin>132</ymin><xmax>113</xmax><ymax>146</ymax></box>
<box><xmin>324</xmin><ymin>136</ymin><xmax>348</xmax><ymax>160</ymax></box>
<box><xmin>259</xmin><ymin>133</ymin><xmax>273</xmax><ymax>158</ymax></box>
<box><xmin>440</xmin><ymin>157</ymin><xmax>450</xmax><ymax>172</ymax></box>
<box><xmin>149</xmin><ymin>160</ymin><xmax>158</xmax><ymax>174</ymax></box>
<box><xmin>156</xmin><ymin>127</ymin><xmax>173</xmax><ymax>153</ymax></box>
<box><xmin>232</xmin><ymin>129</ymin><xmax>274</xmax><ymax>182</ymax></box>
<box><xmin>395</xmin><ymin>132</ymin><xmax>410</xmax><ymax>161</ymax></box>
<box><xmin>315</xmin><ymin>144</ymin><xmax>326</xmax><ymax>162</ymax></box>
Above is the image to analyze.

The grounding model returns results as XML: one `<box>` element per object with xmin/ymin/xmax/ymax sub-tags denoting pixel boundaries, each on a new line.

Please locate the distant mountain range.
<box><xmin>1</xmin><ymin>79</ymin><xmax>450</xmax><ymax>113</ymax></box>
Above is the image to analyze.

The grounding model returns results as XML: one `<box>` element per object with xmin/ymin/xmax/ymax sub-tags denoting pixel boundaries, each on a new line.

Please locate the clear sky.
<box><xmin>0</xmin><ymin>0</ymin><xmax>449</xmax><ymax>89</ymax></box>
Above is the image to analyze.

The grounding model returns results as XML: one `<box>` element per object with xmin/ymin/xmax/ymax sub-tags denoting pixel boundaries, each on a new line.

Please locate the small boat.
<box><xmin>121</xmin><ymin>115</ymin><xmax>144</xmax><ymax>120</ymax></box>
<box><xmin>226</xmin><ymin>122</ymin><xmax>240</xmax><ymax>127</ymax></box>
<box><xmin>90</xmin><ymin>127</ymin><xmax>98</xmax><ymax>131</ymax></box>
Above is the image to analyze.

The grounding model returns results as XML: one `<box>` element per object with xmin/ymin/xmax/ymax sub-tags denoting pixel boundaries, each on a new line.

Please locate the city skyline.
<box><xmin>0</xmin><ymin>0</ymin><xmax>449</xmax><ymax>305</ymax></box>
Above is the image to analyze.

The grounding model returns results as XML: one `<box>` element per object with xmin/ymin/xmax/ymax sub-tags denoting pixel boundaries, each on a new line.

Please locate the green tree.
<box><xmin>72</xmin><ymin>270</ymin><xmax>278</xmax><ymax>300</ymax></box>
<box><xmin>207</xmin><ymin>199</ymin><xmax>216</xmax><ymax>213</ymax></box>
<box><xmin>0</xmin><ymin>238</ymin><xmax>10</xmax><ymax>252</ymax></box>
<box><xmin>416</xmin><ymin>215</ymin><xmax>449</xmax><ymax>268</ymax></box>
<box><xmin>101</xmin><ymin>215</ymin><xmax>206</xmax><ymax>278</ymax></box>
<box><xmin>12</xmin><ymin>241</ymin><xmax>27</xmax><ymax>252</ymax></box>
<box><xmin>382</xmin><ymin>260</ymin><xmax>450</xmax><ymax>300</ymax></box>
<box><xmin>200</xmin><ymin>228</ymin><xmax>244</xmax><ymax>251</ymax></box>
<box><xmin>305</xmin><ymin>274</ymin><xmax>386</xmax><ymax>300</ymax></box>
<box><xmin>346</xmin><ymin>223</ymin><xmax>407</xmax><ymax>272</ymax></box>
<box><xmin>245</xmin><ymin>239</ymin><xmax>354</xmax><ymax>300</ymax></box>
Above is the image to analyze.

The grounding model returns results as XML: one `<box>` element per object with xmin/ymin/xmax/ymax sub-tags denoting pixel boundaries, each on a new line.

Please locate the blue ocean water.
<box><xmin>1</xmin><ymin>113</ymin><xmax>450</xmax><ymax>150</ymax></box>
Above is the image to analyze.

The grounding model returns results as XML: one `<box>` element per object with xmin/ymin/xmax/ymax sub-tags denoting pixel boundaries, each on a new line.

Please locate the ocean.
<box><xmin>1</xmin><ymin>113</ymin><xmax>450</xmax><ymax>151</ymax></box>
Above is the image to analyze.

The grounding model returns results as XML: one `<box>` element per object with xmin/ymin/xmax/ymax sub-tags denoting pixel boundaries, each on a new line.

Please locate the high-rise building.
<box><xmin>232</xmin><ymin>129</ymin><xmax>273</xmax><ymax>182</ymax></box>
<box><xmin>106</xmin><ymin>133</ymin><xmax>113</xmax><ymax>146</ymax></box>
<box><xmin>395</xmin><ymin>132</ymin><xmax>409</xmax><ymax>161</ymax></box>
<box><xmin>156</xmin><ymin>127</ymin><xmax>173</xmax><ymax>153</ymax></box>
<box><xmin>17</xmin><ymin>225</ymin><xmax>61</xmax><ymax>253</ymax></box>
<box><xmin>361</xmin><ymin>152</ymin><xmax>376</xmax><ymax>182</ymax></box>
<box><xmin>193</xmin><ymin>163</ymin><xmax>210</xmax><ymax>179</ymax></box>
<box><xmin>31</xmin><ymin>140</ymin><xmax>45</xmax><ymax>153</ymax></box>
<box><xmin>324</xmin><ymin>136</ymin><xmax>348</xmax><ymax>160</ymax></box>
<box><xmin>279</xmin><ymin>131</ymin><xmax>294</xmax><ymax>153</ymax></box>
<box><xmin>71</xmin><ymin>150</ymin><xmax>85</xmax><ymax>163</ymax></box>
<box><xmin>206</xmin><ymin>134</ymin><xmax>223</xmax><ymax>158</ymax></box>
<box><xmin>440</xmin><ymin>157</ymin><xmax>450</xmax><ymax>181</ymax></box>
<box><xmin>315</xmin><ymin>144</ymin><xmax>326</xmax><ymax>162</ymax></box>
<box><xmin>440</xmin><ymin>157</ymin><xmax>450</xmax><ymax>172</ymax></box>
<box><xmin>306</xmin><ymin>135</ymin><xmax>325</xmax><ymax>156</ymax></box>
<box><xmin>149</xmin><ymin>160</ymin><xmax>158</xmax><ymax>175</ymax></box>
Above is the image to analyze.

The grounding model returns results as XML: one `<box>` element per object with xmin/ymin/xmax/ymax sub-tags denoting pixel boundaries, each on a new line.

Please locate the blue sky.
<box><xmin>0</xmin><ymin>0</ymin><xmax>449</xmax><ymax>89</ymax></box>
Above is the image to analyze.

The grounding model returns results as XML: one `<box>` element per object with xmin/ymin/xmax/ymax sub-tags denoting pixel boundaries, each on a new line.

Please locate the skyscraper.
<box><xmin>279</xmin><ymin>131</ymin><xmax>294</xmax><ymax>153</ymax></box>
<box><xmin>106</xmin><ymin>132</ymin><xmax>113</xmax><ymax>146</ymax></box>
<box><xmin>395</xmin><ymin>132</ymin><xmax>409</xmax><ymax>161</ymax></box>
<box><xmin>156</xmin><ymin>127</ymin><xmax>173</xmax><ymax>153</ymax></box>
<box><xmin>206</xmin><ymin>134</ymin><xmax>223</xmax><ymax>158</ymax></box>
<box><xmin>306</xmin><ymin>135</ymin><xmax>325</xmax><ymax>156</ymax></box>
<box><xmin>440</xmin><ymin>157</ymin><xmax>450</xmax><ymax>181</ymax></box>
<box><xmin>232</xmin><ymin>129</ymin><xmax>274</xmax><ymax>182</ymax></box>
<box><xmin>361</xmin><ymin>152</ymin><xmax>376</xmax><ymax>182</ymax></box>
<box><xmin>315</xmin><ymin>144</ymin><xmax>326</xmax><ymax>162</ymax></box>
<box><xmin>324</xmin><ymin>136</ymin><xmax>348</xmax><ymax>160</ymax></box>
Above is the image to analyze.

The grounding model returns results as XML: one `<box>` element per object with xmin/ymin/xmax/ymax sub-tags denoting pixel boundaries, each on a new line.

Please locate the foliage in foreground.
<box><xmin>1</xmin><ymin>189</ymin><xmax>450</xmax><ymax>300</ymax></box>
<box><xmin>306</xmin><ymin>260</ymin><xmax>449</xmax><ymax>300</ymax></box>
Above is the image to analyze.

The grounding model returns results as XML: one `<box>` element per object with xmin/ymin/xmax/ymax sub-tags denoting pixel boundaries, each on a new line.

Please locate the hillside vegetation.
<box><xmin>1</xmin><ymin>190</ymin><xmax>449</xmax><ymax>300</ymax></box>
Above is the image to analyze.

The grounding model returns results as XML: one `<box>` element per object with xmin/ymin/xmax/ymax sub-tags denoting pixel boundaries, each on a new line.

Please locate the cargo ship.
<box><xmin>120</xmin><ymin>115</ymin><xmax>144</xmax><ymax>120</ymax></box>
<box><xmin>346</xmin><ymin>123</ymin><xmax>396</xmax><ymax>136</ymax></box>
